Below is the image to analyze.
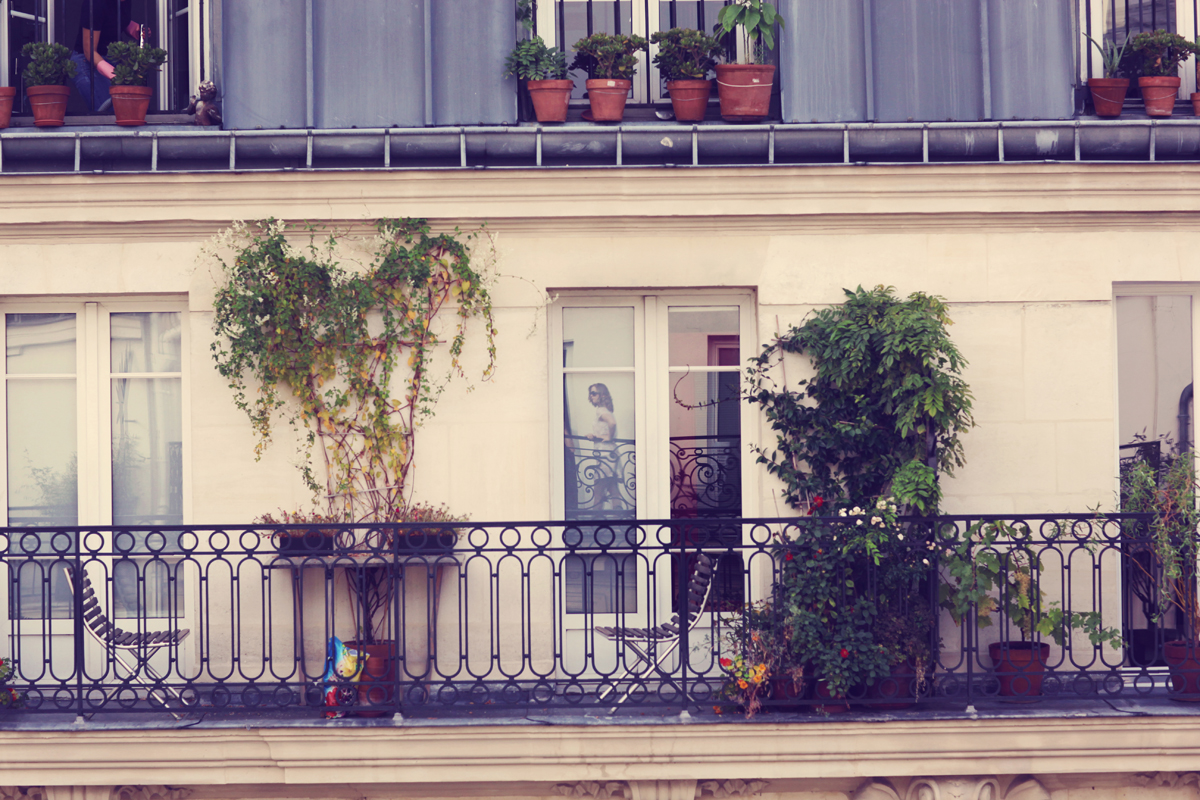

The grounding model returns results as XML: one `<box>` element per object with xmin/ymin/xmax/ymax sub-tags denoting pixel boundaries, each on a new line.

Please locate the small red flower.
<box><xmin>719</xmin><ymin>657</ymin><xmax>733</xmax><ymax>668</ymax></box>
<box><xmin>784</xmin><ymin>552</ymin><xmax>794</xmax><ymax>561</ymax></box>
<box><xmin>840</xmin><ymin>648</ymin><xmax>849</xmax><ymax>659</ymax></box>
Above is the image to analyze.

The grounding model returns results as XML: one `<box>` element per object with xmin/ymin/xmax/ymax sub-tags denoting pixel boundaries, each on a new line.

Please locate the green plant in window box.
<box><xmin>104</xmin><ymin>41</ymin><xmax>168</xmax><ymax>126</ymax></box>
<box><xmin>1119</xmin><ymin>30</ymin><xmax>1200</xmax><ymax>117</ymax></box>
<box><xmin>506</xmin><ymin>35</ymin><xmax>572</xmax><ymax>123</ymax></box>
<box><xmin>650</xmin><ymin>28</ymin><xmax>724</xmax><ymax>122</ymax></box>
<box><xmin>570</xmin><ymin>32</ymin><xmax>648</xmax><ymax>122</ymax></box>
<box><xmin>19</xmin><ymin>42</ymin><xmax>76</xmax><ymax>127</ymax></box>
<box><xmin>711</xmin><ymin>0</ymin><xmax>784</xmax><ymax>121</ymax></box>
<box><xmin>0</xmin><ymin>657</ymin><xmax>26</xmax><ymax>710</ymax></box>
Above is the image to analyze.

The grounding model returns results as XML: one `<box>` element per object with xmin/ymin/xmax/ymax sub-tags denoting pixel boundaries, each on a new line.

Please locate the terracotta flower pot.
<box><xmin>585</xmin><ymin>78</ymin><xmax>631</xmax><ymax>122</ymax></box>
<box><xmin>714</xmin><ymin>64</ymin><xmax>775</xmax><ymax>122</ymax></box>
<box><xmin>666</xmin><ymin>79</ymin><xmax>711</xmax><ymax>122</ymax></box>
<box><xmin>527</xmin><ymin>78</ymin><xmax>573</xmax><ymax>123</ymax></box>
<box><xmin>1087</xmin><ymin>77</ymin><xmax>1129</xmax><ymax>118</ymax></box>
<box><xmin>25</xmin><ymin>84</ymin><xmax>70</xmax><ymax>128</ymax></box>
<box><xmin>110</xmin><ymin>85</ymin><xmax>154</xmax><ymax>126</ymax></box>
<box><xmin>345</xmin><ymin>640</ymin><xmax>398</xmax><ymax>717</ymax></box>
<box><xmin>1192</xmin><ymin>92</ymin><xmax>1200</xmax><ymax>117</ymax></box>
<box><xmin>768</xmin><ymin>676</ymin><xmax>805</xmax><ymax>712</ymax></box>
<box><xmin>1164</xmin><ymin>640</ymin><xmax>1200</xmax><ymax>701</ymax></box>
<box><xmin>1138</xmin><ymin>76</ymin><xmax>1180</xmax><ymax>118</ymax></box>
<box><xmin>989</xmin><ymin>641</ymin><xmax>1050</xmax><ymax>701</ymax></box>
<box><xmin>814</xmin><ymin>678</ymin><xmax>850</xmax><ymax>714</ymax></box>
<box><xmin>867</xmin><ymin>661</ymin><xmax>919</xmax><ymax>710</ymax></box>
<box><xmin>0</xmin><ymin>87</ymin><xmax>15</xmax><ymax>129</ymax></box>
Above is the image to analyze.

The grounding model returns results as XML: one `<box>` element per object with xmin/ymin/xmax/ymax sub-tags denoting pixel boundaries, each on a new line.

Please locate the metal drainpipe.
<box><xmin>1179</xmin><ymin>383</ymin><xmax>1194</xmax><ymax>453</ymax></box>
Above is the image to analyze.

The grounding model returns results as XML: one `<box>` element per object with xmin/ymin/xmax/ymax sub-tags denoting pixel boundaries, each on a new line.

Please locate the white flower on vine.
<box><xmin>922</xmin><ymin>558</ymin><xmax>930</xmax><ymax>566</ymax></box>
<box><xmin>897</xmin><ymin>533</ymin><xmax>904</xmax><ymax>541</ymax></box>
<box><xmin>838</xmin><ymin>509</ymin><xmax>847</xmax><ymax>517</ymax></box>
<box><xmin>870</xmin><ymin>516</ymin><xmax>882</xmax><ymax>526</ymax></box>
<box><xmin>851</xmin><ymin>506</ymin><xmax>863</xmax><ymax>516</ymax></box>
<box><xmin>876</xmin><ymin>499</ymin><xmax>888</xmax><ymax>510</ymax></box>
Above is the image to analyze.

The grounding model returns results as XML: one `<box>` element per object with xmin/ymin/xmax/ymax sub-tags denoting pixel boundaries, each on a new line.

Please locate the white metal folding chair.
<box><xmin>595</xmin><ymin>552</ymin><xmax>715</xmax><ymax>713</ymax></box>
<box><xmin>64</xmin><ymin>566</ymin><xmax>193</xmax><ymax>718</ymax></box>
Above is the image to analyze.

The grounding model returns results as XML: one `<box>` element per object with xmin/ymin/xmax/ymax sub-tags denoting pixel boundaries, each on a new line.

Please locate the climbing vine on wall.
<box><xmin>209</xmin><ymin>218</ymin><xmax>497</xmax><ymax>521</ymax></box>
<box><xmin>746</xmin><ymin>285</ymin><xmax>974</xmax><ymax>514</ymax></box>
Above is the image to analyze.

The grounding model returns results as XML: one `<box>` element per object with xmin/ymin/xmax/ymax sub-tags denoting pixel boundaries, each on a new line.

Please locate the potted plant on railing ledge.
<box><xmin>570</xmin><ymin>32</ymin><xmax>648</xmax><ymax>123</ymax></box>
<box><xmin>210</xmin><ymin>217</ymin><xmax>497</xmax><ymax>715</ymax></box>
<box><xmin>938</xmin><ymin>520</ymin><xmax>1124</xmax><ymax>700</ymax></box>
<box><xmin>1083</xmin><ymin>33</ymin><xmax>1130</xmax><ymax>117</ymax></box>
<box><xmin>105</xmin><ymin>39</ymin><xmax>167</xmax><ymax>126</ymax></box>
<box><xmin>650</xmin><ymin>28</ymin><xmax>723</xmax><ymax>123</ymax></box>
<box><xmin>1121</xmin><ymin>29</ymin><xmax>1200</xmax><ymax>117</ymax></box>
<box><xmin>0</xmin><ymin>82</ymin><xmax>14</xmax><ymax>129</ymax></box>
<box><xmin>1122</xmin><ymin>452</ymin><xmax>1200</xmax><ymax>700</ymax></box>
<box><xmin>506</xmin><ymin>36</ymin><xmax>571</xmax><ymax>123</ymax></box>
<box><xmin>20</xmin><ymin>42</ymin><xmax>76</xmax><ymax>127</ymax></box>
<box><xmin>712</xmin><ymin>0</ymin><xmax>784</xmax><ymax>122</ymax></box>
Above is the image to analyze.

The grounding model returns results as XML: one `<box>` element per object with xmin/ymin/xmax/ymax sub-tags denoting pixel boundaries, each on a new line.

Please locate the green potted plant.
<box><xmin>1121</xmin><ymin>30</ymin><xmax>1200</xmax><ymax>117</ymax></box>
<box><xmin>870</xmin><ymin>594</ymin><xmax>935</xmax><ymax>709</ymax></box>
<box><xmin>20</xmin><ymin>42</ymin><xmax>76</xmax><ymax>127</ymax></box>
<box><xmin>1193</xmin><ymin>36</ymin><xmax>1200</xmax><ymax>116</ymax></box>
<box><xmin>939</xmin><ymin>520</ymin><xmax>1124</xmax><ymax>700</ymax></box>
<box><xmin>570</xmin><ymin>32</ymin><xmax>648</xmax><ymax>122</ymax></box>
<box><xmin>105</xmin><ymin>40</ymin><xmax>167</xmax><ymax>126</ymax></box>
<box><xmin>650</xmin><ymin>28</ymin><xmax>723</xmax><ymax>122</ymax></box>
<box><xmin>716</xmin><ymin>598</ymin><xmax>804</xmax><ymax>717</ymax></box>
<box><xmin>506</xmin><ymin>36</ymin><xmax>571</xmax><ymax>123</ymax></box>
<box><xmin>1121</xmin><ymin>453</ymin><xmax>1200</xmax><ymax>700</ymax></box>
<box><xmin>1083</xmin><ymin>33</ymin><xmax>1130</xmax><ymax>117</ymax></box>
<box><xmin>712</xmin><ymin>0</ymin><xmax>783</xmax><ymax>121</ymax></box>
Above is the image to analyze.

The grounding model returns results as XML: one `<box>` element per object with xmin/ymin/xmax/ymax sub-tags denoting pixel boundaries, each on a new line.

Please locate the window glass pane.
<box><xmin>565</xmin><ymin>553</ymin><xmax>638</xmax><ymax>614</ymax></box>
<box><xmin>563</xmin><ymin>307</ymin><xmax>634</xmax><ymax>368</ymax></box>
<box><xmin>7</xmin><ymin>379</ymin><xmax>78</xmax><ymax>526</ymax></box>
<box><xmin>564</xmin><ymin>372</ymin><xmax>635</xmax><ymax>518</ymax></box>
<box><xmin>112</xmin><ymin>377</ymin><xmax>183</xmax><ymax>526</ymax></box>
<box><xmin>1103</xmin><ymin>0</ymin><xmax>1176</xmax><ymax>39</ymax></box>
<box><xmin>111</xmin><ymin>312</ymin><xmax>182</xmax><ymax>374</ymax></box>
<box><xmin>668</xmin><ymin>306</ymin><xmax>738</xmax><ymax>367</ymax></box>
<box><xmin>1117</xmin><ymin>295</ymin><xmax>1192</xmax><ymax>452</ymax></box>
<box><xmin>7</xmin><ymin>313</ymin><xmax>76</xmax><ymax>374</ymax></box>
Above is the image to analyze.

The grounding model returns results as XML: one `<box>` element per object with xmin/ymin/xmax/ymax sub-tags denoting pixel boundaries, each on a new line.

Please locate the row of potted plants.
<box><xmin>505</xmin><ymin>0</ymin><xmax>783</xmax><ymax>124</ymax></box>
<box><xmin>0</xmin><ymin>39</ymin><xmax>166</xmax><ymax>129</ymax></box>
<box><xmin>1086</xmin><ymin>29</ymin><xmax>1200</xmax><ymax>118</ymax></box>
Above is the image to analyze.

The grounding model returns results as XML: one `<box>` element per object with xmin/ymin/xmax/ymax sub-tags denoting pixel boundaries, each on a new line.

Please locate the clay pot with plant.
<box><xmin>0</xmin><ymin>86</ymin><xmax>15</xmax><ymax>129</ymax></box>
<box><xmin>650</xmin><ymin>28</ymin><xmax>723</xmax><ymax>122</ymax></box>
<box><xmin>1083</xmin><ymin>33</ymin><xmax>1130</xmax><ymax>117</ymax></box>
<box><xmin>712</xmin><ymin>0</ymin><xmax>783</xmax><ymax>122</ymax></box>
<box><xmin>20</xmin><ymin>42</ymin><xmax>76</xmax><ymax>127</ymax></box>
<box><xmin>939</xmin><ymin>520</ymin><xmax>1124</xmax><ymax>701</ymax></box>
<box><xmin>1121</xmin><ymin>453</ymin><xmax>1200</xmax><ymax>700</ymax></box>
<box><xmin>211</xmin><ymin>219</ymin><xmax>496</xmax><ymax>715</ymax></box>
<box><xmin>506</xmin><ymin>36</ymin><xmax>572</xmax><ymax>123</ymax></box>
<box><xmin>570</xmin><ymin>32</ymin><xmax>647</xmax><ymax>122</ymax></box>
<box><xmin>105</xmin><ymin>40</ymin><xmax>167</xmax><ymax>126</ymax></box>
<box><xmin>1120</xmin><ymin>30</ymin><xmax>1200</xmax><ymax>117</ymax></box>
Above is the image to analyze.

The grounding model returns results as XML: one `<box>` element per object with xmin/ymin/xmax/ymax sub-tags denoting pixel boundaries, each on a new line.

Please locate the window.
<box><xmin>3</xmin><ymin>302</ymin><xmax>187</xmax><ymax>621</ymax></box>
<box><xmin>550</xmin><ymin>294</ymin><xmax>754</xmax><ymax>619</ymax></box>
<box><xmin>1085</xmin><ymin>1</ymin><xmax>1198</xmax><ymax>92</ymax></box>
<box><xmin>2</xmin><ymin>0</ymin><xmax>210</xmax><ymax>118</ymax></box>
<box><xmin>1115</xmin><ymin>286</ymin><xmax>1198</xmax><ymax>666</ymax></box>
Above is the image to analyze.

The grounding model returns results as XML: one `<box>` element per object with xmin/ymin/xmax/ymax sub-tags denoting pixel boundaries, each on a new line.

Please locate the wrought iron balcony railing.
<box><xmin>0</xmin><ymin>513</ymin><xmax>1188</xmax><ymax>720</ymax></box>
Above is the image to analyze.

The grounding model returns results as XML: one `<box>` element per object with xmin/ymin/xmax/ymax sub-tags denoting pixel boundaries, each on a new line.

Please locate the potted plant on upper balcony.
<box><xmin>1121</xmin><ymin>452</ymin><xmax>1200</xmax><ymax>700</ymax></box>
<box><xmin>712</xmin><ymin>0</ymin><xmax>784</xmax><ymax>122</ymax></box>
<box><xmin>506</xmin><ymin>36</ymin><xmax>572</xmax><ymax>123</ymax></box>
<box><xmin>1083</xmin><ymin>33</ymin><xmax>1130</xmax><ymax>117</ymax></box>
<box><xmin>1121</xmin><ymin>29</ymin><xmax>1200</xmax><ymax>117</ymax></box>
<box><xmin>650</xmin><ymin>28</ymin><xmax>723</xmax><ymax>123</ymax></box>
<box><xmin>0</xmin><ymin>83</ymin><xmax>15</xmax><ymax>129</ymax></box>
<box><xmin>105</xmin><ymin>40</ymin><xmax>167</xmax><ymax>126</ymax></box>
<box><xmin>570</xmin><ymin>32</ymin><xmax>648</xmax><ymax>122</ymax></box>
<box><xmin>20</xmin><ymin>42</ymin><xmax>76</xmax><ymax>127</ymax></box>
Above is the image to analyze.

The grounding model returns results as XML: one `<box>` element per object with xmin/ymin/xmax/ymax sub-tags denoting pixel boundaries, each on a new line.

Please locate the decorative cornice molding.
<box><xmin>695</xmin><ymin>780</ymin><xmax>768</xmax><ymax>798</ymax></box>
<box><xmin>0</xmin><ymin>787</ymin><xmax>46</xmax><ymax>800</ymax></box>
<box><xmin>1134</xmin><ymin>772</ymin><xmax>1200</xmax><ymax>788</ymax></box>
<box><xmin>553</xmin><ymin>783</ymin><xmax>629</xmax><ymax>799</ymax></box>
<box><xmin>111</xmin><ymin>788</ymin><xmax>191</xmax><ymax>800</ymax></box>
<box><xmin>0</xmin><ymin>718</ymin><xmax>1197</xmax><ymax>786</ymax></box>
<box><xmin>855</xmin><ymin>777</ymin><xmax>1048</xmax><ymax>800</ymax></box>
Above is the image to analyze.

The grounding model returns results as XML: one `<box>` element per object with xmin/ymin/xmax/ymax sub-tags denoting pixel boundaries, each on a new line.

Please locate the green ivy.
<box><xmin>746</xmin><ymin>285</ymin><xmax>974</xmax><ymax>514</ymax></box>
<box><xmin>209</xmin><ymin>219</ymin><xmax>497</xmax><ymax>522</ymax></box>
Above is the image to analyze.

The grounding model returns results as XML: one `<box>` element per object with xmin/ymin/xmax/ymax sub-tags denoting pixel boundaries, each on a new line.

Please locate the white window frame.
<box><xmin>548</xmin><ymin>290</ymin><xmax>759</xmax><ymax>669</ymax></box>
<box><xmin>0</xmin><ymin>297</ymin><xmax>192</xmax><ymax>595</ymax></box>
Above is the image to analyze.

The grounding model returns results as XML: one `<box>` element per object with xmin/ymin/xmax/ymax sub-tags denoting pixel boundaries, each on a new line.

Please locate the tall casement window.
<box><xmin>1115</xmin><ymin>287</ymin><xmax>1198</xmax><ymax>666</ymax></box>
<box><xmin>3</xmin><ymin>302</ymin><xmax>187</xmax><ymax>630</ymax></box>
<box><xmin>2</xmin><ymin>0</ymin><xmax>210</xmax><ymax>117</ymax></box>
<box><xmin>550</xmin><ymin>294</ymin><xmax>754</xmax><ymax>656</ymax></box>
